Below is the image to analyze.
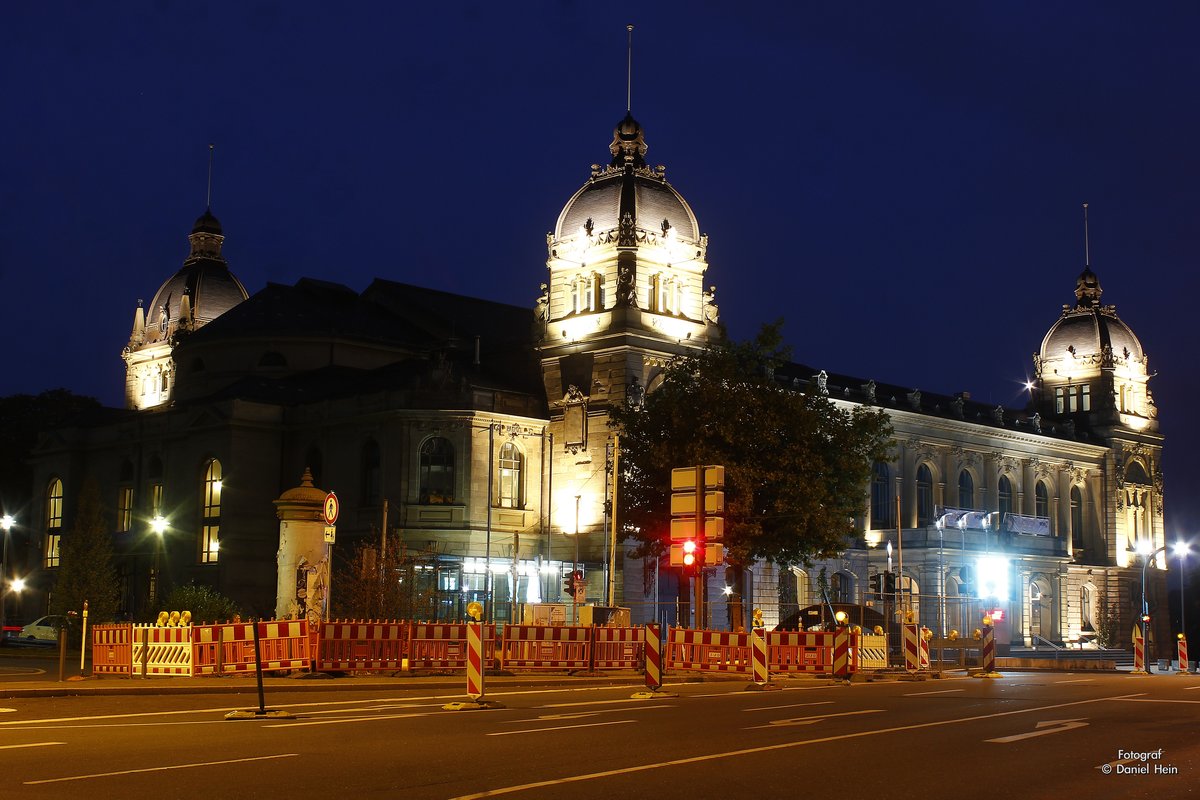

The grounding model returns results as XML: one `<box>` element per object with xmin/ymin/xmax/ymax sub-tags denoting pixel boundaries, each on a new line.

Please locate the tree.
<box><xmin>163</xmin><ymin>583</ymin><xmax>240</xmax><ymax>624</ymax></box>
<box><xmin>610</xmin><ymin>323</ymin><xmax>893</xmax><ymax>568</ymax></box>
<box><xmin>49</xmin><ymin>478</ymin><xmax>120</xmax><ymax>623</ymax></box>
<box><xmin>1094</xmin><ymin>590</ymin><xmax>1121</xmax><ymax>650</ymax></box>
<box><xmin>332</xmin><ymin>534</ymin><xmax>439</xmax><ymax>620</ymax></box>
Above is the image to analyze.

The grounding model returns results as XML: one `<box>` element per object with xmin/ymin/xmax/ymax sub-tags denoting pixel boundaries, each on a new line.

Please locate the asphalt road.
<box><xmin>0</xmin><ymin>670</ymin><xmax>1196</xmax><ymax>800</ymax></box>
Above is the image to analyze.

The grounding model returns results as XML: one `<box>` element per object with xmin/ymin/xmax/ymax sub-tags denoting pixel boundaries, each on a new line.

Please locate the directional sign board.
<box><xmin>323</xmin><ymin>492</ymin><xmax>340</xmax><ymax>526</ymax></box>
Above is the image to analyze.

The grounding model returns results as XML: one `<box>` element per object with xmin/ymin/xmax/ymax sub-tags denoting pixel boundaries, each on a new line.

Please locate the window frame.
<box><xmin>200</xmin><ymin>459</ymin><xmax>221</xmax><ymax>564</ymax></box>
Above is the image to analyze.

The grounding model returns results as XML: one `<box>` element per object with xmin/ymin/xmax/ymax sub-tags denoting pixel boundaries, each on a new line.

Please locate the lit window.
<box><xmin>420</xmin><ymin>437</ymin><xmax>455</xmax><ymax>504</ymax></box>
<box><xmin>497</xmin><ymin>442</ymin><xmax>524</xmax><ymax>509</ymax></box>
<box><xmin>200</xmin><ymin>459</ymin><xmax>221</xmax><ymax>564</ymax></box>
<box><xmin>117</xmin><ymin>487</ymin><xmax>133</xmax><ymax>532</ymax></box>
<box><xmin>151</xmin><ymin>483</ymin><xmax>163</xmax><ymax>518</ymax></box>
<box><xmin>1080</xmin><ymin>384</ymin><xmax>1090</xmax><ymax>411</ymax></box>
<box><xmin>1054</xmin><ymin>387</ymin><xmax>1065</xmax><ymax>414</ymax></box>
<box><xmin>45</xmin><ymin>478</ymin><xmax>63</xmax><ymax>568</ymax></box>
<box><xmin>1070</xmin><ymin>486</ymin><xmax>1084</xmax><ymax>550</ymax></box>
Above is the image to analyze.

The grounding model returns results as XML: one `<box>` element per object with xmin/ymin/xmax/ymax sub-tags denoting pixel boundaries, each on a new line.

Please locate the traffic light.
<box><xmin>563</xmin><ymin>572</ymin><xmax>576</xmax><ymax>595</ymax></box>
<box><xmin>682</xmin><ymin>539</ymin><xmax>699</xmax><ymax>567</ymax></box>
<box><xmin>669</xmin><ymin>465</ymin><xmax>725</xmax><ymax>567</ymax></box>
<box><xmin>1141</xmin><ymin>613</ymin><xmax>1151</xmax><ymax>624</ymax></box>
<box><xmin>869</xmin><ymin>573</ymin><xmax>882</xmax><ymax>598</ymax></box>
<box><xmin>883</xmin><ymin>571</ymin><xmax>897</xmax><ymax>595</ymax></box>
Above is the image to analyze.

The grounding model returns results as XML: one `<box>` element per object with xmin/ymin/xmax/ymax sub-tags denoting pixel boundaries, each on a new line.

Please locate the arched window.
<box><xmin>497</xmin><ymin>443</ymin><xmax>524</xmax><ymax>509</ymax></box>
<box><xmin>830</xmin><ymin>572</ymin><xmax>851</xmax><ymax>604</ymax></box>
<box><xmin>958</xmin><ymin>470</ymin><xmax>974</xmax><ymax>510</ymax></box>
<box><xmin>1080</xmin><ymin>585</ymin><xmax>1094</xmax><ymax>631</ymax></box>
<box><xmin>916</xmin><ymin>464</ymin><xmax>934</xmax><ymax>526</ymax></box>
<box><xmin>1035</xmin><ymin>481</ymin><xmax>1049</xmax><ymax>518</ymax></box>
<box><xmin>420</xmin><ymin>437</ymin><xmax>455</xmax><ymax>505</ymax></box>
<box><xmin>997</xmin><ymin>475</ymin><xmax>1013</xmax><ymax>524</ymax></box>
<box><xmin>1070</xmin><ymin>486</ymin><xmax>1084</xmax><ymax>550</ymax></box>
<box><xmin>360</xmin><ymin>439</ymin><xmax>381</xmax><ymax>505</ymax></box>
<box><xmin>117</xmin><ymin>459</ymin><xmax>134</xmax><ymax>532</ymax></box>
<box><xmin>148</xmin><ymin>456</ymin><xmax>164</xmax><ymax>520</ymax></box>
<box><xmin>45</xmin><ymin>478</ymin><xmax>63</xmax><ymax>568</ymax></box>
<box><xmin>200</xmin><ymin>459</ymin><xmax>221</xmax><ymax>564</ymax></box>
<box><xmin>870</xmin><ymin>462</ymin><xmax>891</xmax><ymax>529</ymax></box>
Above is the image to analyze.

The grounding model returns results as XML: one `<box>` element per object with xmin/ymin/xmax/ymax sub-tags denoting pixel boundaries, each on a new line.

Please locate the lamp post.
<box><xmin>1137</xmin><ymin>539</ymin><xmax>1167</xmax><ymax>666</ymax></box>
<box><xmin>1174</xmin><ymin>540</ymin><xmax>1189</xmax><ymax>660</ymax></box>
<box><xmin>0</xmin><ymin>514</ymin><xmax>14</xmax><ymax>635</ymax></box>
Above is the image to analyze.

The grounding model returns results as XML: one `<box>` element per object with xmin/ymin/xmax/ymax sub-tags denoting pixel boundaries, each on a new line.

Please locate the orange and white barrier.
<box><xmin>131</xmin><ymin>625</ymin><xmax>193</xmax><ymax>676</ymax></box>
<box><xmin>666</xmin><ymin>628</ymin><xmax>751</xmax><ymax>674</ymax></box>
<box><xmin>467</xmin><ymin>622</ymin><xmax>485</xmax><ymax>700</ymax></box>
<box><xmin>315</xmin><ymin>620</ymin><xmax>407</xmax><ymax>672</ymax></box>
<box><xmin>499</xmin><ymin>624</ymin><xmax>590</xmax><ymax>669</ymax></box>
<box><xmin>1132</xmin><ymin>624</ymin><xmax>1146</xmax><ymax>674</ymax></box>
<box><xmin>751</xmin><ymin>628</ymin><xmax>769</xmax><ymax>685</ymax></box>
<box><xmin>832</xmin><ymin>627</ymin><xmax>851</xmax><ymax>679</ymax></box>
<box><xmin>192</xmin><ymin>620</ymin><xmax>311</xmax><ymax>675</ymax></box>
<box><xmin>768</xmin><ymin>630</ymin><xmax>831</xmax><ymax>673</ymax></box>
<box><xmin>977</xmin><ymin>624</ymin><xmax>1001</xmax><ymax>677</ymax></box>
<box><xmin>903</xmin><ymin>623</ymin><xmax>921</xmax><ymax>671</ymax></box>
<box><xmin>91</xmin><ymin>624</ymin><xmax>133</xmax><ymax>676</ymax></box>
<box><xmin>591</xmin><ymin>627</ymin><xmax>644</xmax><ymax>669</ymax></box>
<box><xmin>919</xmin><ymin>627</ymin><xmax>931</xmax><ymax>670</ymax></box>
<box><xmin>1178</xmin><ymin>635</ymin><xmax>1190</xmax><ymax>674</ymax></box>
<box><xmin>856</xmin><ymin>633</ymin><xmax>888</xmax><ymax>670</ymax></box>
<box><xmin>644</xmin><ymin>623</ymin><xmax>663</xmax><ymax>691</ymax></box>
<box><xmin>408</xmin><ymin>622</ymin><xmax>496</xmax><ymax>671</ymax></box>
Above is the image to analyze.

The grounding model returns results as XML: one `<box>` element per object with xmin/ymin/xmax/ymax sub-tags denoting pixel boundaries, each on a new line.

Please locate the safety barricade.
<box><xmin>666</xmin><ymin>628</ymin><xmax>751</xmax><ymax>674</ymax></box>
<box><xmin>768</xmin><ymin>630</ymin><xmax>831</xmax><ymax>673</ymax></box>
<box><xmin>408</xmin><ymin>622</ymin><xmax>496</xmax><ymax>671</ymax></box>
<box><xmin>499</xmin><ymin>624</ymin><xmax>591</xmax><ymax>669</ymax></box>
<box><xmin>91</xmin><ymin>624</ymin><xmax>134</xmax><ymax>676</ymax></box>
<box><xmin>316</xmin><ymin>620</ymin><xmax>408</xmax><ymax>672</ymax></box>
<box><xmin>856</xmin><ymin>633</ymin><xmax>888</xmax><ymax>670</ymax></box>
<box><xmin>591</xmin><ymin>627</ymin><xmax>644</xmax><ymax>669</ymax></box>
<box><xmin>193</xmin><ymin>620</ymin><xmax>311</xmax><ymax>675</ymax></box>
<box><xmin>131</xmin><ymin>625</ymin><xmax>194</xmax><ymax>676</ymax></box>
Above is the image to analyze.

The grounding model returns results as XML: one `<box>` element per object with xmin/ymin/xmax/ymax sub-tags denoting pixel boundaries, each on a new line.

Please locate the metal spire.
<box><xmin>626</xmin><ymin>24</ymin><xmax>634</xmax><ymax>113</ymax></box>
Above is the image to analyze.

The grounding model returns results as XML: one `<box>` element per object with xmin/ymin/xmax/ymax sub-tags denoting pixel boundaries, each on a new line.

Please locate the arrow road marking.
<box><xmin>746</xmin><ymin>709</ymin><xmax>884</xmax><ymax>729</ymax></box>
<box><xmin>987</xmin><ymin>718</ymin><xmax>1088</xmax><ymax>743</ymax></box>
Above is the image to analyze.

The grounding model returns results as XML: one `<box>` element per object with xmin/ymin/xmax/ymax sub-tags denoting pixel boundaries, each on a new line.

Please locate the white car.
<box><xmin>19</xmin><ymin>615</ymin><xmax>69</xmax><ymax>642</ymax></box>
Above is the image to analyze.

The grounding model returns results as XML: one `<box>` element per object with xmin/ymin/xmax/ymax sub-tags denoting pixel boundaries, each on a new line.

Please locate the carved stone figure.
<box><xmin>703</xmin><ymin>286</ymin><xmax>719</xmax><ymax>324</ymax></box>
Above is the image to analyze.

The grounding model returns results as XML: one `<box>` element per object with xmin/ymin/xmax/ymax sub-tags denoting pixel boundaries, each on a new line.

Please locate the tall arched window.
<box><xmin>360</xmin><ymin>439</ymin><xmax>381</xmax><ymax>505</ymax></box>
<box><xmin>998</xmin><ymin>475</ymin><xmax>1013</xmax><ymax>525</ymax></box>
<box><xmin>870</xmin><ymin>462</ymin><xmax>890</xmax><ymax>529</ymax></box>
<box><xmin>958</xmin><ymin>470</ymin><xmax>974</xmax><ymax>510</ymax></box>
<box><xmin>916</xmin><ymin>464</ymin><xmax>934</xmax><ymax>526</ymax></box>
<box><xmin>420</xmin><ymin>437</ymin><xmax>455</xmax><ymax>505</ymax></box>
<box><xmin>1070</xmin><ymin>486</ymin><xmax>1084</xmax><ymax>551</ymax></box>
<box><xmin>1035</xmin><ymin>481</ymin><xmax>1049</xmax><ymax>518</ymax></box>
<box><xmin>497</xmin><ymin>443</ymin><xmax>524</xmax><ymax>509</ymax></box>
<box><xmin>200</xmin><ymin>459</ymin><xmax>221</xmax><ymax>564</ymax></box>
<box><xmin>45</xmin><ymin>478</ymin><xmax>63</xmax><ymax>568</ymax></box>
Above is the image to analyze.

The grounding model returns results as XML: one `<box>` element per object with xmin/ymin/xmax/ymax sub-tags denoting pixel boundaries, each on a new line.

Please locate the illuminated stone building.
<box><xmin>25</xmin><ymin>112</ymin><xmax>1166</xmax><ymax>653</ymax></box>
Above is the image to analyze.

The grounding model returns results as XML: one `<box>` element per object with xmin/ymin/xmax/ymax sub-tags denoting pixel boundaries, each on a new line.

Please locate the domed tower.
<box><xmin>537</xmin><ymin>111</ymin><xmax>719</xmax><ymax>431</ymax></box>
<box><xmin>122</xmin><ymin>209</ymin><xmax>248</xmax><ymax>410</ymax></box>
<box><xmin>1033</xmin><ymin>266</ymin><xmax>1163</xmax><ymax>568</ymax></box>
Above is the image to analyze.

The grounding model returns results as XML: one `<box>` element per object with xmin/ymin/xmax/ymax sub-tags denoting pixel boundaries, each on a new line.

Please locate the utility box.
<box><xmin>522</xmin><ymin>603</ymin><xmax>567</xmax><ymax>626</ymax></box>
<box><xmin>578</xmin><ymin>606</ymin><xmax>631</xmax><ymax>627</ymax></box>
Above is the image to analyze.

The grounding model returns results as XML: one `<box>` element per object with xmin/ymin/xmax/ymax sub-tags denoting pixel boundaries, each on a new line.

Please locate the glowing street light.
<box><xmin>1175</xmin><ymin>540</ymin><xmax>1189</xmax><ymax>670</ymax></box>
<box><xmin>0</xmin><ymin>514</ymin><xmax>14</xmax><ymax>634</ymax></box>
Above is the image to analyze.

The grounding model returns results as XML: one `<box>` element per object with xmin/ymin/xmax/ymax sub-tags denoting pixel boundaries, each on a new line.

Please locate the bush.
<box><xmin>161</xmin><ymin>583</ymin><xmax>240</xmax><ymax>624</ymax></box>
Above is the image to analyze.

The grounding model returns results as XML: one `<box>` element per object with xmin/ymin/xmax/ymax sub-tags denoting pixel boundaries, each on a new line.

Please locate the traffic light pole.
<box><xmin>693</xmin><ymin>466</ymin><xmax>706</xmax><ymax>629</ymax></box>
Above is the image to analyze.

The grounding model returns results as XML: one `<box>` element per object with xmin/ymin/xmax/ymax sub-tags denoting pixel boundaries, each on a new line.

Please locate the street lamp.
<box><xmin>1175</xmin><ymin>540</ymin><xmax>1189</xmax><ymax>668</ymax></box>
<box><xmin>0</xmin><ymin>514</ymin><xmax>14</xmax><ymax>634</ymax></box>
<box><xmin>150</xmin><ymin>515</ymin><xmax>168</xmax><ymax>607</ymax></box>
<box><xmin>1137</xmin><ymin>539</ymin><xmax>1167</xmax><ymax>667</ymax></box>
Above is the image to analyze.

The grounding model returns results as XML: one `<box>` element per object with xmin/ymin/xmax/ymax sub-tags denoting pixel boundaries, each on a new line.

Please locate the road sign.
<box><xmin>323</xmin><ymin>492</ymin><xmax>340</xmax><ymax>525</ymax></box>
<box><xmin>324</xmin><ymin>525</ymin><xmax>336</xmax><ymax>544</ymax></box>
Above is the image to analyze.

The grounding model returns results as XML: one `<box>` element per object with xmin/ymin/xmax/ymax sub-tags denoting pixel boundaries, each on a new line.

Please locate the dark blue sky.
<box><xmin>3</xmin><ymin>3</ymin><xmax>1198</xmax><ymax>533</ymax></box>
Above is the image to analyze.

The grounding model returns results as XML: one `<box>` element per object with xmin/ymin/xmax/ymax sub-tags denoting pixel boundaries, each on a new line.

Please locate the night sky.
<box><xmin>4</xmin><ymin>4</ymin><xmax>1199</xmax><ymax>535</ymax></box>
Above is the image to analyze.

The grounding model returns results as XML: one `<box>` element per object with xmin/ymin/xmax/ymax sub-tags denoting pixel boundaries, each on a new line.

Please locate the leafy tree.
<box><xmin>332</xmin><ymin>534</ymin><xmax>438</xmax><ymax>620</ymax></box>
<box><xmin>610</xmin><ymin>323</ymin><xmax>893</xmax><ymax>568</ymax></box>
<box><xmin>49</xmin><ymin>478</ymin><xmax>120</xmax><ymax>624</ymax></box>
<box><xmin>1094</xmin><ymin>591</ymin><xmax>1121</xmax><ymax>649</ymax></box>
<box><xmin>163</xmin><ymin>583</ymin><xmax>241</xmax><ymax>624</ymax></box>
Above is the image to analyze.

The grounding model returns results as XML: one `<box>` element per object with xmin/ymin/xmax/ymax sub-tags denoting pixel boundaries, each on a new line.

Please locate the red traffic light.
<box><xmin>682</xmin><ymin>539</ymin><xmax>697</xmax><ymax>566</ymax></box>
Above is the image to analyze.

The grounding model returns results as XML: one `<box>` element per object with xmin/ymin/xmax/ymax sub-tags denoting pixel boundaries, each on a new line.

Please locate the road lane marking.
<box><xmin>0</xmin><ymin>708</ymin><xmax>17</xmax><ymax>713</ymax></box>
<box><xmin>987</xmin><ymin>718</ymin><xmax>1088</xmax><ymax>743</ymax></box>
<box><xmin>268</xmin><ymin>711</ymin><xmax>445</xmax><ymax>728</ymax></box>
<box><xmin>446</xmin><ymin>693</ymin><xmax>1145</xmax><ymax>800</ymax></box>
<box><xmin>1183</xmin><ymin>685</ymin><xmax>1200</xmax><ymax>690</ymax></box>
<box><xmin>747</xmin><ymin>709</ymin><xmax>884</xmax><ymax>729</ymax></box>
<box><xmin>539</xmin><ymin>697</ymin><xmax>666</xmax><ymax>709</ymax></box>
<box><xmin>24</xmin><ymin>753</ymin><xmax>299</xmax><ymax>785</ymax></box>
<box><xmin>1113</xmin><ymin>697</ymin><xmax>1200</xmax><ymax>704</ymax></box>
<box><xmin>903</xmin><ymin>689</ymin><xmax>964</xmax><ymax>697</ymax></box>
<box><xmin>487</xmin><ymin>719</ymin><xmax>634</xmax><ymax>736</ymax></box>
<box><xmin>0</xmin><ymin>742</ymin><xmax>65</xmax><ymax>750</ymax></box>
<box><xmin>1055</xmin><ymin>679</ymin><xmax>1095</xmax><ymax>684</ymax></box>
<box><xmin>743</xmin><ymin>701</ymin><xmax>833</xmax><ymax>712</ymax></box>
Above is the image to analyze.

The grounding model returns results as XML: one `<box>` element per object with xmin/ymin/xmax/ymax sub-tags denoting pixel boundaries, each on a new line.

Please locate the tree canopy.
<box><xmin>610</xmin><ymin>323</ymin><xmax>892</xmax><ymax>568</ymax></box>
<box><xmin>49</xmin><ymin>478</ymin><xmax>121</xmax><ymax>623</ymax></box>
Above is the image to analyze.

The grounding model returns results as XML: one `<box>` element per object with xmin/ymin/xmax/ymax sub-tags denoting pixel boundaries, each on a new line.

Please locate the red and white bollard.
<box><xmin>832</xmin><ymin>625</ymin><xmax>851</xmax><ymax>681</ymax></box>
<box><xmin>1176</xmin><ymin>634</ymin><xmax>1190</xmax><ymax>675</ymax></box>
<box><xmin>1132</xmin><ymin>624</ymin><xmax>1147</xmax><ymax>674</ymax></box>
<box><xmin>466</xmin><ymin>621</ymin><xmax>485</xmax><ymax>701</ymax></box>
<box><xmin>751</xmin><ymin>626</ymin><xmax>770</xmax><ymax>686</ymax></box>
<box><xmin>902</xmin><ymin>623</ymin><xmax>921</xmax><ymax>672</ymax></box>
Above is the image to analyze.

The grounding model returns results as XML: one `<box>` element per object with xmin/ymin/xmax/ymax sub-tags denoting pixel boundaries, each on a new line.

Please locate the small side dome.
<box><xmin>192</xmin><ymin>209</ymin><xmax>222</xmax><ymax>235</ymax></box>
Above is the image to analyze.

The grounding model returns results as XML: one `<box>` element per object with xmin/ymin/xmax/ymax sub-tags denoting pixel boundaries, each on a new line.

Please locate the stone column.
<box><xmin>274</xmin><ymin>468</ymin><xmax>331</xmax><ymax>621</ymax></box>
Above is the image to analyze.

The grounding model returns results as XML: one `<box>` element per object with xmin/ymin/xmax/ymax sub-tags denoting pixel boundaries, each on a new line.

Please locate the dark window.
<box><xmin>1070</xmin><ymin>486</ymin><xmax>1084</xmax><ymax>551</ymax></box>
<box><xmin>958</xmin><ymin>470</ymin><xmax>974</xmax><ymax>510</ymax></box>
<box><xmin>916</xmin><ymin>464</ymin><xmax>934</xmax><ymax>526</ymax></box>
<box><xmin>870</xmin><ymin>462</ymin><xmax>891</xmax><ymax>529</ymax></box>
<box><xmin>420</xmin><ymin>437</ymin><xmax>455</xmax><ymax>504</ymax></box>
<box><xmin>1035</xmin><ymin>481</ymin><xmax>1049</xmax><ymax>519</ymax></box>
<box><xmin>998</xmin><ymin>475</ymin><xmax>1013</xmax><ymax>524</ymax></box>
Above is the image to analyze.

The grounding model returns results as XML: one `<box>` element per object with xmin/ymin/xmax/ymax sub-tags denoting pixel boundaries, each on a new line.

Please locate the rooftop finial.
<box><xmin>206</xmin><ymin>143</ymin><xmax>215</xmax><ymax>211</ymax></box>
<box><xmin>626</xmin><ymin>24</ymin><xmax>634</xmax><ymax>113</ymax></box>
<box><xmin>1082</xmin><ymin>202</ymin><xmax>1090</xmax><ymax>267</ymax></box>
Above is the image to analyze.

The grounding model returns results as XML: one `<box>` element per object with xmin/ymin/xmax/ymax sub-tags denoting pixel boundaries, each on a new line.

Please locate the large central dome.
<box><xmin>553</xmin><ymin>113</ymin><xmax>700</xmax><ymax>243</ymax></box>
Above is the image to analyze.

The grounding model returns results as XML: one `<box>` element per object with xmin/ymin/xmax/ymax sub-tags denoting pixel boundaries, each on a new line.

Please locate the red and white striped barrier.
<box><xmin>902</xmin><ymin>623</ymin><xmax>921</xmax><ymax>672</ymax></box>
<box><xmin>91</xmin><ymin>624</ymin><xmax>133</xmax><ymax>676</ymax></box>
<box><xmin>315</xmin><ymin>620</ymin><xmax>407</xmax><ymax>671</ymax></box>
<box><xmin>831</xmin><ymin>627</ymin><xmax>851</xmax><ymax>680</ymax></box>
<box><xmin>591</xmin><ymin>627</ymin><xmax>644</xmax><ymax>669</ymax></box>
<box><xmin>408</xmin><ymin>623</ymin><xmax>496</xmax><ymax>670</ymax></box>
<box><xmin>132</xmin><ymin>625</ymin><xmax>193</xmax><ymax>676</ymax></box>
<box><xmin>499</xmin><ymin>624</ymin><xmax>590</xmax><ymax>669</ymax></box>
<box><xmin>666</xmin><ymin>628</ymin><xmax>751</xmax><ymax>674</ymax></box>
<box><xmin>919</xmin><ymin>627</ymin><xmax>931</xmax><ymax>670</ymax></box>
<box><xmin>1133</xmin><ymin>624</ymin><xmax>1146</xmax><ymax>674</ymax></box>
<box><xmin>467</xmin><ymin>622</ymin><xmax>485</xmax><ymax>700</ymax></box>
<box><xmin>751</xmin><ymin>628</ymin><xmax>769</xmax><ymax>685</ymax></box>
<box><xmin>644</xmin><ymin>623</ymin><xmax>662</xmax><ymax>691</ymax></box>
<box><xmin>977</xmin><ymin>624</ymin><xmax>1001</xmax><ymax>677</ymax></box>
<box><xmin>1178</xmin><ymin>635</ymin><xmax>1191</xmax><ymax>674</ymax></box>
<box><xmin>767</xmin><ymin>630</ymin><xmax>831</xmax><ymax>673</ymax></box>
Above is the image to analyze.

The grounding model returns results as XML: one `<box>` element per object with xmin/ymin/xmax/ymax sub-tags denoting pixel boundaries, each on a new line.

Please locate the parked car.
<box><xmin>18</xmin><ymin>615</ymin><xmax>71</xmax><ymax>642</ymax></box>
